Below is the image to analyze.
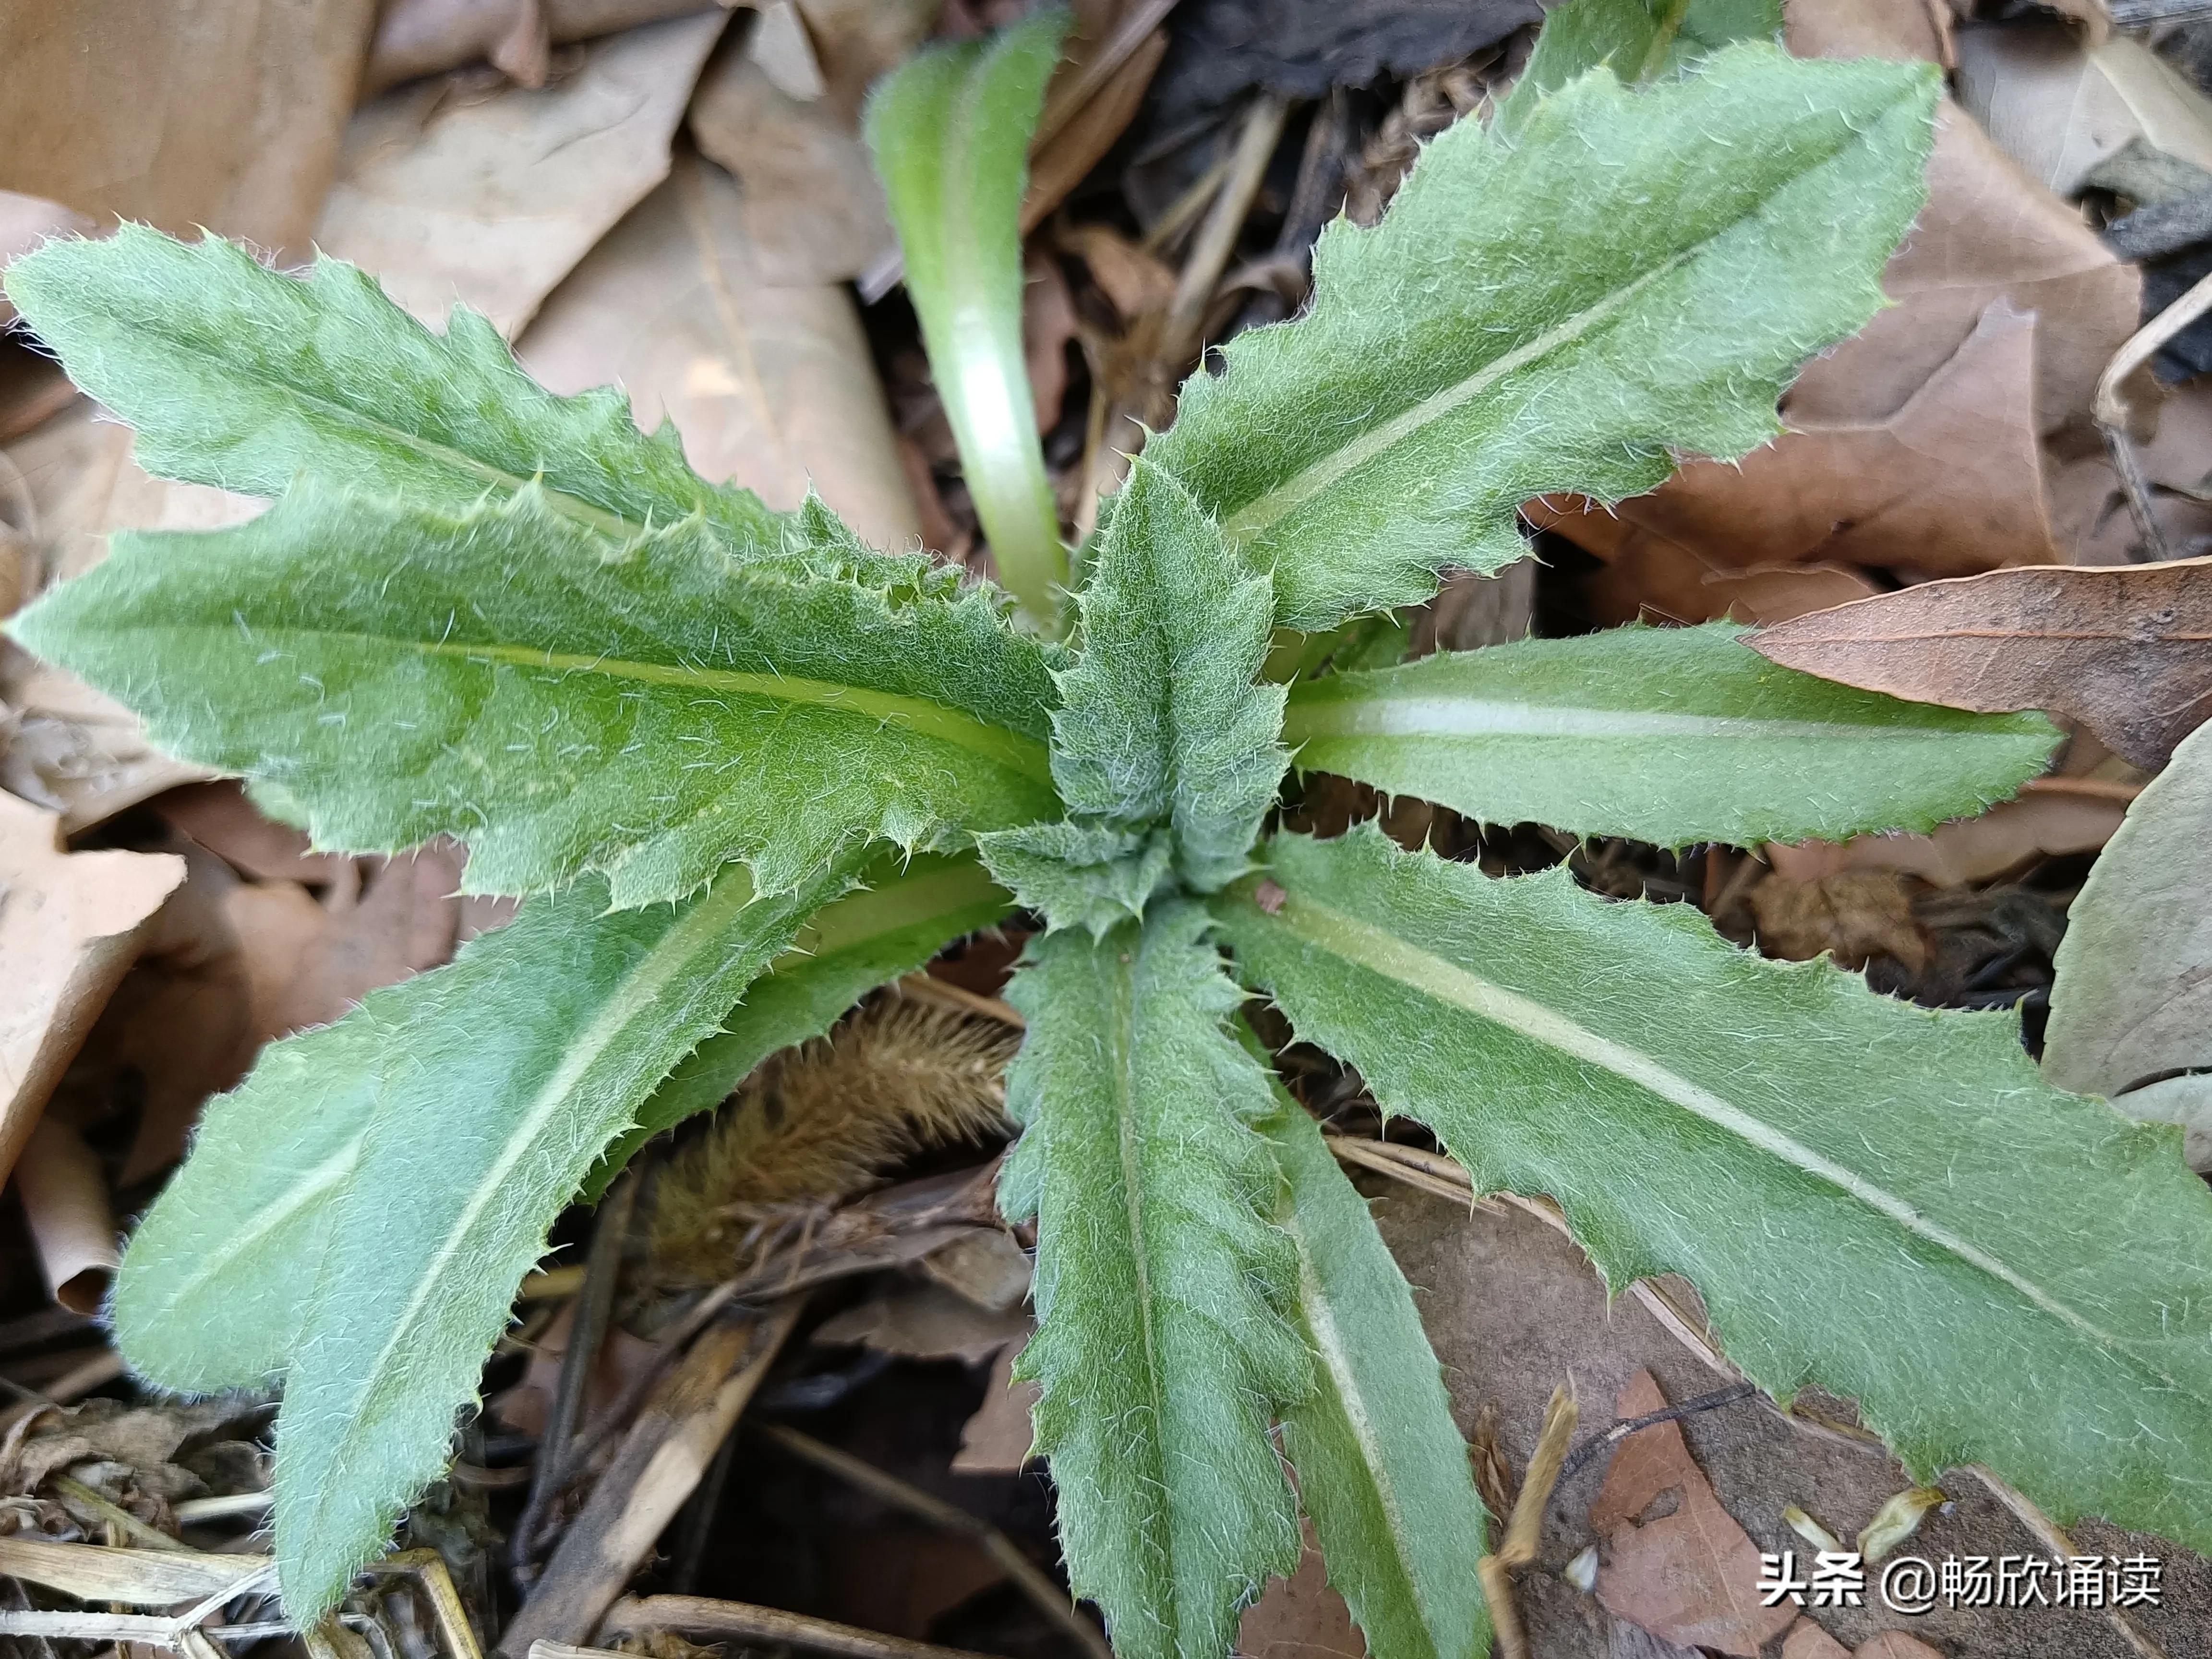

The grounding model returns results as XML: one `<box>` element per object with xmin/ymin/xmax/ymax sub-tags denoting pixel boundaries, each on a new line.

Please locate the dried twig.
<box><xmin>597</xmin><ymin>1598</ymin><xmax>1010</xmax><ymax>1659</ymax></box>
<box><xmin>516</xmin><ymin>1171</ymin><xmax>640</xmax><ymax>1562</ymax></box>
<box><xmin>756</xmin><ymin>1423</ymin><xmax>1111</xmax><ymax>1659</ymax></box>
<box><xmin>2093</xmin><ymin>264</ymin><xmax>2212</xmax><ymax>562</ymax></box>
<box><xmin>500</xmin><ymin>1302</ymin><xmax>802</xmax><ymax>1653</ymax></box>
<box><xmin>1475</xmin><ymin>1383</ymin><xmax>1578</xmax><ymax>1659</ymax></box>
<box><xmin>1555</xmin><ymin>1382</ymin><xmax>1761</xmax><ymax>1486</ymax></box>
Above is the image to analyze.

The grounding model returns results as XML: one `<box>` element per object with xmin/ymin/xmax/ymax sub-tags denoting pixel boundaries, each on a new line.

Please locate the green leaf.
<box><xmin>2046</xmin><ymin>720</ymin><xmax>2212</xmax><ymax>1165</ymax></box>
<box><xmin>1259</xmin><ymin>1082</ymin><xmax>1491</xmax><ymax>1659</ymax></box>
<box><xmin>1000</xmin><ymin>902</ymin><xmax>1307</xmax><ymax>1659</ymax></box>
<box><xmin>1496</xmin><ymin>0</ymin><xmax>1781</xmax><ymax>134</ymax></box>
<box><xmin>984</xmin><ymin>460</ymin><xmax>1283</xmax><ymax>910</ymax></box>
<box><xmin>866</xmin><ymin>8</ymin><xmax>1069</xmax><ymax>630</ymax></box>
<box><xmin>1214</xmin><ymin>827</ymin><xmax>2212</xmax><ymax>1557</ymax></box>
<box><xmin>1</xmin><ymin>227</ymin><xmax>778</xmax><ymax>545</ymax></box>
<box><xmin>10</xmin><ymin>483</ymin><xmax>1060</xmax><ymax>905</ymax></box>
<box><xmin>111</xmin><ymin>1018</ymin><xmax>377</xmax><ymax>1396</ymax></box>
<box><xmin>1280</xmin><ymin>624</ymin><xmax>2057</xmax><ymax>846</ymax></box>
<box><xmin>269</xmin><ymin>856</ymin><xmax>857</xmax><ymax>1618</ymax></box>
<box><xmin>116</xmin><ymin>853</ymin><xmax>1010</xmax><ymax>1388</ymax></box>
<box><xmin>587</xmin><ymin>851</ymin><xmax>1017</xmax><ymax>1193</ymax></box>
<box><xmin>973</xmin><ymin>819</ymin><xmax>1174</xmax><ymax>938</ymax></box>
<box><xmin>1145</xmin><ymin>46</ymin><xmax>1938</xmax><ymax>630</ymax></box>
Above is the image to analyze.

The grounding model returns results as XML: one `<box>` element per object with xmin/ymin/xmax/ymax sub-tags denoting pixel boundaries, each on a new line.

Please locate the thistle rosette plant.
<box><xmin>10</xmin><ymin>4</ymin><xmax>2212</xmax><ymax>1657</ymax></box>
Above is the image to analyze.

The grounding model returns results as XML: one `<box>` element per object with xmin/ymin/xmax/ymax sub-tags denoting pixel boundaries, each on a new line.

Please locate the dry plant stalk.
<box><xmin>650</xmin><ymin>996</ymin><xmax>1018</xmax><ymax>1286</ymax></box>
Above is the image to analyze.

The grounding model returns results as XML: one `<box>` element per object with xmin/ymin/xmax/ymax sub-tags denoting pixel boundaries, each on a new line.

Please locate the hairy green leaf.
<box><xmin>1146</xmin><ymin>46</ymin><xmax>1937</xmax><ymax>630</ymax></box>
<box><xmin>10</xmin><ymin>484</ymin><xmax>1059</xmax><ymax>905</ymax></box>
<box><xmin>588</xmin><ymin>852</ymin><xmax>1016</xmax><ymax>1193</ymax></box>
<box><xmin>1215</xmin><ymin>828</ymin><xmax>2212</xmax><ymax>1556</ymax></box>
<box><xmin>1260</xmin><ymin>1084</ymin><xmax>1491</xmax><ymax>1659</ymax></box>
<box><xmin>1496</xmin><ymin>0</ymin><xmax>1780</xmax><ymax>133</ymax></box>
<box><xmin>1280</xmin><ymin>625</ymin><xmax>2057</xmax><ymax>846</ymax></box>
<box><xmin>1000</xmin><ymin>903</ymin><xmax>1307</xmax><ymax>1659</ymax></box>
<box><xmin>2</xmin><ymin>227</ymin><xmax>777</xmax><ymax>544</ymax></box>
<box><xmin>974</xmin><ymin>819</ymin><xmax>1174</xmax><ymax>937</ymax></box>
<box><xmin>987</xmin><ymin>460</ymin><xmax>1282</xmax><ymax>909</ymax></box>
<box><xmin>117</xmin><ymin>854</ymin><xmax>1009</xmax><ymax>1388</ymax></box>
<box><xmin>2046</xmin><ymin>721</ymin><xmax>2212</xmax><ymax>1165</ymax></box>
<box><xmin>866</xmin><ymin>9</ymin><xmax>1069</xmax><ymax>629</ymax></box>
<box><xmin>270</xmin><ymin>857</ymin><xmax>857</xmax><ymax>1618</ymax></box>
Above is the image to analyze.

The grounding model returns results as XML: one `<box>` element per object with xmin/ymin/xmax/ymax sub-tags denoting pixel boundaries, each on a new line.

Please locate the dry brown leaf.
<box><xmin>487</xmin><ymin>1301</ymin><xmax>658</xmax><ymax>1439</ymax></box>
<box><xmin>950</xmin><ymin>1338</ymin><xmax>1040</xmax><ymax>1474</ymax></box>
<box><xmin>1853</xmin><ymin>1637</ymin><xmax>1942</xmax><ymax>1659</ymax></box>
<box><xmin>686</xmin><ymin>0</ymin><xmax>929</xmax><ymax>287</ymax></box>
<box><xmin>0</xmin><ymin>792</ymin><xmax>183</xmax><ymax>1188</ymax></box>
<box><xmin>919</xmin><ymin>1226</ymin><xmax>1034</xmax><ymax>1311</ymax></box>
<box><xmin>1551</xmin><ymin>298</ymin><xmax>2057</xmax><ymax>590</ymax></box>
<box><xmin>1765</xmin><ymin>784</ymin><xmax>2128</xmax><ymax>889</ymax></box>
<box><xmin>1784</xmin><ymin>0</ymin><xmax>1952</xmax><ymax>67</ymax></box>
<box><xmin>365</xmin><ymin>0</ymin><xmax>553</xmax><ymax>95</ymax></box>
<box><xmin>1748</xmin><ymin>870</ymin><xmax>1929</xmax><ymax>974</ymax></box>
<box><xmin>0</xmin><ymin>0</ymin><xmax>375</xmax><ymax>263</ymax></box>
<box><xmin>1779</xmin><ymin>1621</ymin><xmax>1852</xmax><ymax>1659</ymax></box>
<box><xmin>1059</xmin><ymin>222</ymin><xmax>1178</xmax><ymax>323</ymax></box>
<box><xmin>153</xmin><ymin>779</ymin><xmax>345</xmax><ymax>886</ymax></box>
<box><xmin>1235</xmin><ymin>1528</ymin><xmax>1364</xmax><ymax>1659</ymax></box>
<box><xmin>1592</xmin><ymin>1370</ymin><xmax>1798</xmax><ymax>1658</ymax></box>
<box><xmin>1022</xmin><ymin>23</ymin><xmax>1169</xmax><ymax>234</ymax></box>
<box><xmin>1750</xmin><ymin>558</ymin><xmax>2212</xmax><ymax>770</ymax></box>
<box><xmin>1956</xmin><ymin>23</ymin><xmax>2212</xmax><ymax>201</ymax></box>
<box><xmin>812</xmin><ymin>1279</ymin><xmax>1032</xmax><ymax>1364</ymax></box>
<box><xmin>316</xmin><ymin>9</ymin><xmax>729</xmax><ymax>337</ymax></box>
<box><xmin>0</xmin><ymin>1395</ymin><xmax>266</xmax><ymax>1517</ymax></box>
<box><xmin>14</xmin><ymin>1115</ymin><xmax>116</xmax><ymax>1315</ymax></box>
<box><xmin>521</xmin><ymin>151</ymin><xmax>920</xmax><ymax>550</ymax></box>
<box><xmin>1025</xmin><ymin>249</ymin><xmax>1081</xmax><ymax>433</ymax></box>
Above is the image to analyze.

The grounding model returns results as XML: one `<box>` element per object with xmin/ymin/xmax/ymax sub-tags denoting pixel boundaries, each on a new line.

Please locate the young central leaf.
<box><xmin>269</xmin><ymin>855</ymin><xmax>861</xmax><ymax>1618</ymax></box>
<box><xmin>1145</xmin><ymin>45</ymin><xmax>1939</xmax><ymax>630</ymax></box>
<box><xmin>1215</xmin><ymin>828</ymin><xmax>2212</xmax><ymax>1558</ymax></box>
<box><xmin>1000</xmin><ymin>902</ymin><xmax>1308</xmax><ymax>1659</ymax></box>
<box><xmin>978</xmin><ymin>462</ymin><xmax>1284</xmax><ymax>928</ymax></box>
<box><xmin>10</xmin><ymin>485</ymin><xmax>1061</xmax><ymax>905</ymax></box>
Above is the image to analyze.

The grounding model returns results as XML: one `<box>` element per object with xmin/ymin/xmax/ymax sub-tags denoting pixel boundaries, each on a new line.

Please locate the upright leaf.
<box><xmin>1280</xmin><ymin>625</ymin><xmax>2056</xmax><ymax>846</ymax></box>
<box><xmin>1261</xmin><ymin>1085</ymin><xmax>1491</xmax><ymax>1659</ymax></box>
<box><xmin>866</xmin><ymin>10</ymin><xmax>1069</xmax><ymax>629</ymax></box>
<box><xmin>271</xmin><ymin>856</ymin><xmax>858</xmax><ymax>1618</ymax></box>
<box><xmin>2</xmin><ymin>228</ymin><xmax>778</xmax><ymax>545</ymax></box>
<box><xmin>979</xmin><ymin>461</ymin><xmax>1284</xmax><ymax>925</ymax></box>
<box><xmin>1001</xmin><ymin>903</ymin><xmax>1307</xmax><ymax>1659</ymax></box>
<box><xmin>2046</xmin><ymin>721</ymin><xmax>2212</xmax><ymax>1166</ymax></box>
<box><xmin>1215</xmin><ymin>828</ymin><xmax>2212</xmax><ymax>1557</ymax></box>
<box><xmin>1146</xmin><ymin>47</ymin><xmax>1938</xmax><ymax>629</ymax></box>
<box><xmin>10</xmin><ymin>484</ymin><xmax>1059</xmax><ymax>905</ymax></box>
<box><xmin>1495</xmin><ymin>0</ymin><xmax>1780</xmax><ymax>133</ymax></box>
<box><xmin>588</xmin><ymin>852</ymin><xmax>1016</xmax><ymax>1192</ymax></box>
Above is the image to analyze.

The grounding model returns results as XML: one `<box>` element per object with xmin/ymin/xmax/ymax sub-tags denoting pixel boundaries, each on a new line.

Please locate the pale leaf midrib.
<box><xmin>1289</xmin><ymin>1228</ymin><xmax>1434</xmax><ymax>1655</ymax></box>
<box><xmin>1281</xmin><ymin>696</ymin><xmax>1986</xmax><ymax>744</ymax></box>
<box><xmin>301</xmin><ymin>872</ymin><xmax>765</xmax><ymax>1530</ymax></box>
<box><xmin>1216</xmin><ymin>107</ymin><xmax>1896</xmax><ymax>545</ymax></box>
<box><xmin>1264</xmin><ymin>889</ymin><xmax>2188</xmax><ymax>1394</ymax></box>
<box><xmin>142</xmin><ymin>327</ymin><xmax>645</xmax><ymax>540</ymax></box>
<box><xmin>135</xmin><ymin>622</ymin><xmax>1054</xmax><ymax>785</ymax></box>
<box><xmin>1110</xmin><ymin>947</ymin><xmax>1176</xmax><ymax>1620</ymax></box>
<box><xmin>146</xmin><ymin>1141</ymin><xmax>360</xmax><ymax>1334</ymax></box>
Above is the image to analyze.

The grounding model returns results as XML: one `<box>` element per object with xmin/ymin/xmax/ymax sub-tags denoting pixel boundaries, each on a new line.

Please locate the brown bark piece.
<box><xmin>1749</xmin><ymin>558</ymin><xmax>2212</xmax><ymax>770</ymax></box>
<box><xmin>1592</xmin><ymin>1370</ymin><xmax>1798</xmax><ymax>1658</ymax></box>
